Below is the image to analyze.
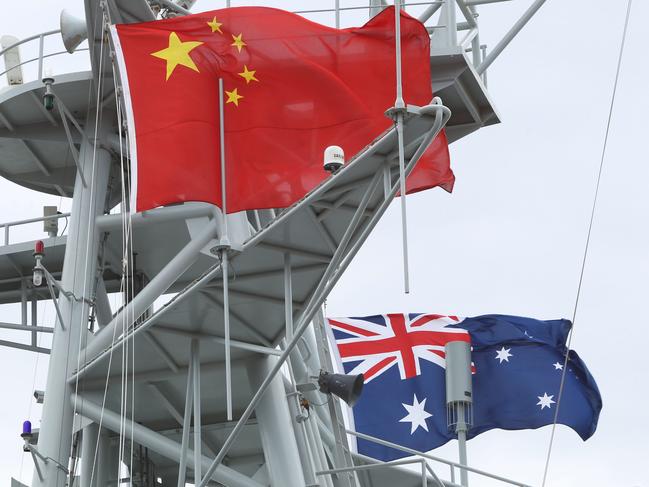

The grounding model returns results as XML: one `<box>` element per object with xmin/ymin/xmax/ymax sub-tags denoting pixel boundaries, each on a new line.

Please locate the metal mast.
<box><xmin>0</xmin><ymin>2</ymin><xmax>550</xmax><ymax>486</ymax></box>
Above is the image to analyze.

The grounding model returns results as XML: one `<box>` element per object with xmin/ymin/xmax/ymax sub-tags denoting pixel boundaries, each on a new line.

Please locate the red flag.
<box><xmin>112</xmin><ymin>6</ymin><xmax>454</xmax><ymax>213</ymax></box>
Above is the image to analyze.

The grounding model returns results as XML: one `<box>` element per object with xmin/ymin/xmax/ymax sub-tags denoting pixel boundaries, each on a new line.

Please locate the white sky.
<box><xmin>1</xmin><ymin>0</ymin><xmax>647</xmax><ymax>486</ymax></box>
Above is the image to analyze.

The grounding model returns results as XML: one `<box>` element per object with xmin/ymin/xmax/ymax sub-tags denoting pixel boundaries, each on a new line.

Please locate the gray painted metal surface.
<box><xmin>0</xmin><ymin>1</ymin><xmax>547</xmax><ymax>486</ymax></box>
<box><xmin>32</xmin><ymin>119</ymin><xmax>111</xmax><ymax>487</ymax></box>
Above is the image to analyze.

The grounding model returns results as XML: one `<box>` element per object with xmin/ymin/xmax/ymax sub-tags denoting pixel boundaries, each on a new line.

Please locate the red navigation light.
<box><xmin>34</xmin><ymin>240</ymin><xmax>44</xmax><ymax>255</ymax></box>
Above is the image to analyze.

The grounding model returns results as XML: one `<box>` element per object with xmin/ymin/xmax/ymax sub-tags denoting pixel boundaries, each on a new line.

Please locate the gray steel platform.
<box><xmin>66</xmin><ymin>103</ymin><xmax>451</xmax><ymax>486</ymax></box>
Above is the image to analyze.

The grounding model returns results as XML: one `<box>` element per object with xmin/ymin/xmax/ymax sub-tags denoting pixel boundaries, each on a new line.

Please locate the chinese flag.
<box><xmin>112</xmin><ymin>6</ymin><xmax>454</xmax><ymax>213</ymax></box>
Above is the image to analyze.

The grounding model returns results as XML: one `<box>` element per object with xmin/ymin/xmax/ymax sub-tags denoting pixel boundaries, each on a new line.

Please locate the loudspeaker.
<box><xmin>318</xmin><ymin>370</ymin><xmax>364</xmax><ymax>407</ymax></box>
<box><xmin>60</xmin><ymin>9</ymin><xmax>87</xmax><ymax>54</ymax></box>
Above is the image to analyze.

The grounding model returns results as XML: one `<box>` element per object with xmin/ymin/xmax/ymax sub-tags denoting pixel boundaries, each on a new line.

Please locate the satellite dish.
<box><xmin>60</xmin><ymin>10</ymin><xmax>87</xmax><ymax>54</ymax></box>
<box><xmin>317</xmin><ymin>370</ymin><xmax>364</xmax><ymax>407</ymax></box>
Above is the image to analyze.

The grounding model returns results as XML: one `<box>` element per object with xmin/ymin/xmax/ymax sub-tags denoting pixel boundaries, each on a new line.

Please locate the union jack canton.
<box><xmin>328</xmin><ymin>313</ymin><xmax>471</xmax><ymax>383</ymax></box>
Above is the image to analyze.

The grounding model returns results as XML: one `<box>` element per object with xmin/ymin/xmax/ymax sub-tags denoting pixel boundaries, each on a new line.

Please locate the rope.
<box><xmin>540</xmin><ymin>1</ymin><xmax>632</xmax><ymax>484</ymax></box>
<box><xmin>88</xmin><ymin>48</ymin><xmax>129</xmax><ymax>487</ymax></box>
<box><xmin>66</xmin><ymin>4</ymin><xmax>109</xmax><ymax>482</ymax></box>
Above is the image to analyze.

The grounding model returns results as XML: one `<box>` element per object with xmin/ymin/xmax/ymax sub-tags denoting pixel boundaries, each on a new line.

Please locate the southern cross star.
<box><xmin>399</xmin><ymin>394</ymin><xmax>432</xmax><ymax>434</ymax></box>
<box><xmin>537</xmin><ymin>392</ymin><xmax>556</xmax><ymax>410</ymax></box>
<box><xmin>553</xmin><ymin>362</ymin><xmax>563</xmax><ymax>370</ymax></box>
<box><xmin>495</xmin><ymin>346</ymin><xmax>512</xmax><ymax>363</ymax></box>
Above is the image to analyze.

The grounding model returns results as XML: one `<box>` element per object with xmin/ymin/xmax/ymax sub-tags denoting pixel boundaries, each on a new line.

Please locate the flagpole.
<box><xmin>218</xmin><ymin>77</ymin><xmax>233</xmax><ymax>422</ymax></box>
<box><xmin>393</xmin><ymin>0</ymin><xmax>410</xmax><ymax>294</ymax></box>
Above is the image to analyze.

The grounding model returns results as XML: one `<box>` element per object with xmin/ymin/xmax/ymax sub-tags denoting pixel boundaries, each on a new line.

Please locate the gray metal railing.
<box><xmin>1</xmin><ymin>212</ymin><xmax>70</xmax><ymax>245</ymax></box>
<box><xmin>346</xmin><ymin>429</ymin><xmax>533</xmax><ymax>487</ymax></box>
<box><xmin>317</xmin><ymin>457</ymin><xmax>444</xmax><ymax>487</ymax></box>
<box><xmin>0</xmin><ymin>29</ymin><xmax>88</xmax><ymax>82</ymax></box>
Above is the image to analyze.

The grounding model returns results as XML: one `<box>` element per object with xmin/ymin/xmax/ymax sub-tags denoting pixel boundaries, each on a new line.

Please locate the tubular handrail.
<box><xmin>316</xmin><ymin>457</ymin><xmax>445</xmax><ymax>487</ymax></box>
<box><xmin>0</xmin><ymin>48</ymin><xmax>89</xmax><ymax>78</ymax></box>
<box><xmin>0</xmin><ymin>28</ymin><xmax>89</xmax><ymax>83</ymax></box>
<box><xmin>1</xmin><ymin>212</ymin><xmax>70</xmax><ymax>246</ymax></box>
<box><xmin>346</xmin><ymin>429</ymin><xmax>532</xmax><ymax>487</ymax></box>
<box><xmin>0</xmin><ymin>29</ymin><xmax>60</xmax><ymax>58</ymax></box>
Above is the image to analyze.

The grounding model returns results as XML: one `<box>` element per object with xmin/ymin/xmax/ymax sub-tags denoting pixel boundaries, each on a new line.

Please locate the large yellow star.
<box><xmin>225</xmin><ymin>88</ymin><xmax>243</xmax><ymax>106</ymax></box>
<box><xmin>207</xmin><ymin>17</ymin><xmax>222</xmax><ymax>33</ymax></box>
<box><xmin>238</xmin><ymin>65</ymin><xmax>258</xmax><ymax>84</ymax></box>
<box><xmin>231</xmin><ymin>33</ymin><xmax>246</xmax><ymax>53</ymax></box>
<box><xmin>151</xmin><ymin>32</ymin><xmax>203</xmax><ymax>81</ymax></box>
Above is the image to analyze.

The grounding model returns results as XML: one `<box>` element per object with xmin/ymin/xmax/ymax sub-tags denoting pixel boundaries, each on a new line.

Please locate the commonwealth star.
<box><xmin>151</xmin><ymin>32</ymin><xmax>203</xmax><ymax>81</ymax></box>
<box><xmin>399</xmin><ymin>394</ymin><xmax>432</xmax><ymax>434</ymax></box>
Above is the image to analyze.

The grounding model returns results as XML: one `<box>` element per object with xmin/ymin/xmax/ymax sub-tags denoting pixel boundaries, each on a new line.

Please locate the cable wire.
<box><xmin>540</xmin><ymin>1</ymin><xmax>633</xmax><ymax>484</ymax></box>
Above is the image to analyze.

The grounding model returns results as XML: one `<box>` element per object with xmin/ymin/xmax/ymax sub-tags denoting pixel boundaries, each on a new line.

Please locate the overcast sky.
<box><xmin>0</xmin><ymin>1</ymin><xmax>647</xmax><ymax>486</ymax></box>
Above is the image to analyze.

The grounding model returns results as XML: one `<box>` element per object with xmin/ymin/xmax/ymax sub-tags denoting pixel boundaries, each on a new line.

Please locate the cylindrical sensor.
<box><xmin>445</xmin><ymin>340</ymin><xmax>473</xmax><ymax>405</ymax></box>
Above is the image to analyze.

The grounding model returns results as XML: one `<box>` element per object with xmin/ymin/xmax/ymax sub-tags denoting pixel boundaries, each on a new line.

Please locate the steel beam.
<box><xmin>80</xmin><ymin>423</ymin><xmax>99</xmax><ymax>487</ymax></box>
<box><xmin>28</xmin><ymin>91</ymin><xmax>58</xmax><ymax>127</ymax></box>
<box><xmin>144</xmin><ymin>330</ymin><xmax>179</xmax><ymax>373</ymax></box>
<box><xmin>177</xmin><ymin>355</ymin><xmax>193</xmax><ymax>487</ymax></box>
<box><xmin>204</xmin><ymin>262</ymin><xmax>327</xmax><ymax>285</ymax></box>
<box><xmin>198</xmin><ymin>161</ymin><xmax>387</xmax><ymax>487</ymax></box>
<box><xmin>246</xmin><ymin>356</ymin><xmax>305</xmax><ymax>487</ymax></box>
<box><xmin>0</xmin><ymin>321</ymin><xmax>53</xmax><ymax>333</ymax></box>
<box><xmin>201</xmin><ymin>291</ymin><xmax>273</xmax><ymax>346</ymax></box>
<box><xmin>476</xmin><ymin>0</ymin><xmax>548</xmax><ymax>74</ymax></box>
<box><xmin>305</xmin><ymin>206</ymin><xmax>337</xmax><ymax>252</ymax></box>
<box><xmin>154</xmin><ymin>325</ymin><xmax>281</xmax><ymax>356</ymax></box>
<box><xmin>32</xmin><ymin>118</ymin><xmax>111</xmax><ymax>487</ymax></box>
<box><xmin>21</xmin><ymin>139</ymin><xmax>51</xmax><ymax>176</ymax></box>
<box><xmin>80</xmin><ymin>220</ymin><xmax>219</xmax><ymax>365</ymax></box>
<box><xmin>198</xmin><ymin>104</ymin><xmax>450</xmax><ymax>487</ymax></box>
<box><xmin>207</xmin><ymin>286</ymin><xmax>302</xmax><ymax>308</ymax></box>
<box><xmin>257</xmin><ymin>241</ymin><xmax>333</xmax><ymax>262</ymax></box>
<box><xmin>70</xmin><ymin>263</ymin><xmax>222</xmax><ymax>381</ymax></box>
<box><xmin>312</xmin><ymin>201</ymin><xmax>374</xmax><ymax>220</ymax></box>
<box><xmin>419</xmin><ymin>2</ymin><xmax>443</xmax><ymax>21</ymax></box>
<box><xmin>464</xmin><ymin>0</ymin><xmax>511</xmax><ymax>5</ymax></box>
<box><xmin>71</xmin><ymin>394</ymin><xmax>262</xmax><ymax>487</ymax></box>
<box><xmin>95</xmin><ymin>203</ymin><xmax>215</xmax><ymax>231</ymax></box>
<box><xmin>93</xmin><ymin>277</ymin><xmax>113</xmax><ymax>328</ymax></box>
<box><xmin>0</xmin><ymin>339</ymin><xmax>50</xmax><ymax>354</ymax></box>
<box><xmin>79</xmin><ymin>359</ymin><xmax>240</xmax><ymax>391</ymax></box>
<box><xmin>191</xmin><ymin>339</ymin><xmax>202</xmax><ymax>483</ymax></box>
<box><xmin>147</xmin><ymin>382</ymin><xmax>184</xmax><ymax>424</ymax></box>
<box><xmin>0</xmin><ymin>108</ymin><xmax>15</xmax><ymax>131</ymax></box>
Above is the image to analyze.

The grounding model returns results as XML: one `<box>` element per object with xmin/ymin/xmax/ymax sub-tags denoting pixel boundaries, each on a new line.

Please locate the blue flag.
<box><xmin>327</xmin><ymin>314</ymin><xmax>602</xmax><ymax>461</ymax></box>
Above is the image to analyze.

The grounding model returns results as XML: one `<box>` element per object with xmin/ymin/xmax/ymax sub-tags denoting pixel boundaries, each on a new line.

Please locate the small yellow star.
<box><xmin>151</xmin><ymin>32</ymin><xmax>203</xmax><ymax>81</ymax></box>
<box><xmin>225</xmin><ymin>88</ymin><xmax>243</xmax><ymax>106</ymax></box>
<box><xmin>231</xmin><ymin>33</ymin><xmax>246</xmax><ymax>53</ymax></box>
<box><xmin>238</xmin><ymin>65</ymin><xmax>258</xmax><ymax>84</ymax></box>
<box><xmin>207</xmin><ymin>17</ymin><xmax>222</xmax><ymax>33</ymax></box>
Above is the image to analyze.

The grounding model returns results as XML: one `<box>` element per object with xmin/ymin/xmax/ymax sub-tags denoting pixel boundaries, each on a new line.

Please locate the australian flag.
<box><xmin>327</xmin><ymin>314</ymin><xmax>602</xmax><ymax>461</ymax></box>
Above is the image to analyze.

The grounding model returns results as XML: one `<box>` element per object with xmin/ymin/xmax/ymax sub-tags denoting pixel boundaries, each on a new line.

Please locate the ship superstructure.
<box><xmin>0</xmin><ymin>1</ymin><xmax>547</xmax><ymax>486</ymax></box>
